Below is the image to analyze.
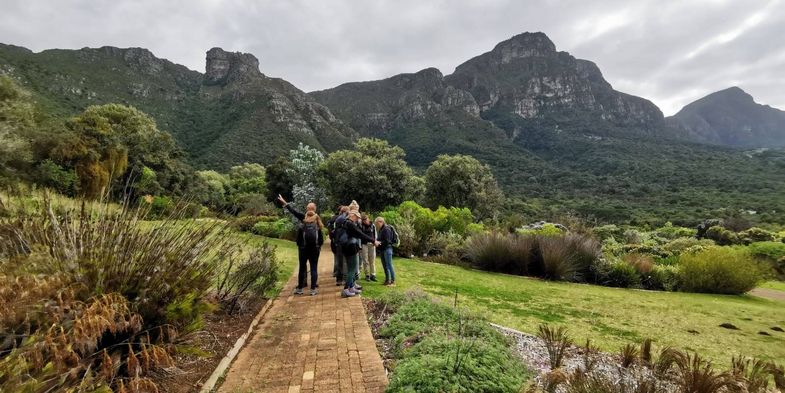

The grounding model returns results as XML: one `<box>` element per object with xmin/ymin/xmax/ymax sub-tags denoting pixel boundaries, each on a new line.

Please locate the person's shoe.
<box><xmin>341</xmin><ymin>289</ymin><xmax>355</xmax><ymax>298</ymax></box>
<box><xmin>383</xmin><ymin>280</ymin><xmax>390</xmax><ymax>286</ymax></box>
<box><xmin>389</xmin><ymin>281</ymin><xmax>396</xmax><ymax>287</ymax></box>
<box><xmin>309</xmin><ymin>288</ymin><xmax>318</xmax><ymax>296</ymax></box>
<box><xmin>351</xmin><ymin>287</ymin><xmax>362</xmax><ymax>295</ymax></box>
<box><xmin>354</xmin><ymin>283</ymin><xmax>363</xmax><ymax>290</ymax></box>
<box><xmin>370</xmin><ymin>275</ymin><xmax>378</xmax><ymax>282</ymax></box>
<box><xmin>294</xmin><ymin>287</ymin><xmax>304</xmax><ymax>295</ymax></box>
<box><xmin>365</xmin><ymin>274</ymin><xmax>371</xmax><ymax>281</ymax></box>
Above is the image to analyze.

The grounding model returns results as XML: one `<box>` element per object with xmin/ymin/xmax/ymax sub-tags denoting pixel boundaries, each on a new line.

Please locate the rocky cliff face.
<box><xmin>444</xmin><ymin>32</ymin><xmax>665</xmax><ymax>136</ymax></box>
<box><xmin>667</xmin><ymin>87</ymin><xmax>785</xmax><ymax>148</ymax></box>
<box><xmin>311</xmin><ymin>31</ymin><xmax>669</xmax><ymax>153</ymax></box>
<box><xmin>0</xmin><ymin>44</ymin><xmax>354</xmax><ymax>169</ymax></box>
<box><xmin>310</xmin><ymin>67</ymin><xmax>480</xmax><ymax>134</ymax></box>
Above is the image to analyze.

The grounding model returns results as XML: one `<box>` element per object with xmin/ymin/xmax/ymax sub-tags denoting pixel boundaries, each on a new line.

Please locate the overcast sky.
<box><xmin>2</xmin><ymin>0</ymin><xmax>783</xmax><ymax>115</ymax></box>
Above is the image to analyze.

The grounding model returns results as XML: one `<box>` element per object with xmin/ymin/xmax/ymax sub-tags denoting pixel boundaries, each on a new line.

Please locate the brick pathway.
<box><xmin>217</xmin><ymin>246</ymin><xmax>388</xmax><ymax>393</ymax></box>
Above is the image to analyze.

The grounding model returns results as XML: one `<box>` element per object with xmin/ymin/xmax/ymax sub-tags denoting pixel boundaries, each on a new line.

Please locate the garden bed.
<box><xmin>155</xmin><ymin>295</ymin><xmax>266</xmax><ymax>393</ymax></box>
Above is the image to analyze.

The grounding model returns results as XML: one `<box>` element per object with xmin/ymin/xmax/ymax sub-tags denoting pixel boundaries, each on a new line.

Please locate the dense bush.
<box><xmin>374</xmin><ymin>291</ymin><xmax>527</xmax><ymax>392</ymax></box>
<box><xmin>747</xmin><ymin>241</ymin><xmax>785</xmax><ymax>261</ymax></box>
<box><xmin>424</xmin><ymin>231</ymin><xmax>467</xmax><ymax>265</ymax></box>
<box><xmin>252</xmin><ymin>218</ymin><xmax>296</xmax><ymax>240</ymax></box>
<box><xmin>381</xmin><ymin>201</ymin><xmax>481</xmax><ymax>257</ymax></box>
<box><xmin>215</xmin><ymin>241</ymin><xmax>281</xmax><ymax>314</ymax></box>
<box><xmin>599</xmin><ymin>260</ymin><xmax>642</xmax><ymax>288</ymax></box>
<box><xmin>738</xmin><ymin>227</ymin><xmax>777</xmax><ymax>244</ymax></box>
<box><xmin>662</xmin><ymin>237</ymin><xmax>714</xmax><ymax>256</ymax></box>
<box><xmin>230</xmin><ymin>215</ymin><xmax>278</xmax><ymax>232</ymax></box>
<box><xmin>645</xmin><ymin>265</ymin><xmax>681</xmax><ymax>291</ymax></box>
<box><xmin>654</xmin><ymin>222</ymin><xmax>697</xmax><ymax>240</ymax></box>
<box><xmin>704</xmin><ymin>225</ymin><xmax>740</xmax><ymax>246</ymax></box>
<box><xmin>678</xmin><ymin>248</ymin><xmax>764</xmax><ymax>294</ymax></box>
<box><xmin>465</xmin><ymin>232</ymin><xmax>602</xmax><ymax>283</ymax></box>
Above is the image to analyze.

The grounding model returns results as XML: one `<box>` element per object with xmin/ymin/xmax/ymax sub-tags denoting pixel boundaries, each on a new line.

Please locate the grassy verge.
<box><xmin>760</xmin><ymin>280</ymin><xmax>785</xmax><ymax>292</ymax></box>
<box><xmin>339</xmin><ymin>253</ymin><xmax>785</xmax><ymax>364</ymax></box>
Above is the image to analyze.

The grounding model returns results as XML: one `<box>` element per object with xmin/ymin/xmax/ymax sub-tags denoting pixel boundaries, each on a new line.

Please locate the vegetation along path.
<box><xmin>217</xmin><ymin>246</ymin><xmax>388</xmax><ymax>393</ymax></box>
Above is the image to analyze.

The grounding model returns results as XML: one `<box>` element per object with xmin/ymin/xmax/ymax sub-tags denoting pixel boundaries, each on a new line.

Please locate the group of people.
<box><xmin>277</xmin><ymin>195</ymin><xmax>396</xmax><ymax>298</ymax></box>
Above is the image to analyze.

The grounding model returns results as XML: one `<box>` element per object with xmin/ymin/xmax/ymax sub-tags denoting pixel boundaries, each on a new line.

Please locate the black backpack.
<box><xmin>332</xmin><ymin>214</ymin><xmax>349</xmax><ymax>247</ymax></box>
<box><xmin>388</xmin><ymin>225</ymin><xmax>400</xmax><ymax>248</ymax></box>
<box><xmin>302</xmin><ymin>222</ymin><xmax>320</xmax><ymax>248</ymax></box>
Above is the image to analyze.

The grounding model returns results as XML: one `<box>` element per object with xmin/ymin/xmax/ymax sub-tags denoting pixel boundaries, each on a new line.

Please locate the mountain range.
<box><xmin>1</xmin><ymin>32</ymin><xmax>784</xmax><ymax>223</ymax></box>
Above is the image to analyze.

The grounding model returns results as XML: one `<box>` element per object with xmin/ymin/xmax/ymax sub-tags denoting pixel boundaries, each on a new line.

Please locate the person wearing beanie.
<box><xmin>340</xmin><ymin>204</ymin><xmax>380</xmax><ymax>297</ymax></box>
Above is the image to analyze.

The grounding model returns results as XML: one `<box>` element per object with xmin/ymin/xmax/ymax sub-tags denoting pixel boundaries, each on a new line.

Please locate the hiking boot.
<box><xmin>309</xmin><ymin>288</ymin><xmax>318</xmax><ymax>296</ymax></box>
<box><xmin>370</xmin><ymin>275</ymin><xmax>378</xmax><ymax>282</ymax></box>
<box><xmin>294</xmin><ymin>287</ymin><xmax>304</xmax><ymax>295</ymax></box>
<box><xmin>341</xmin><ymin>289</ymin><xmax>355</xmax><ymax>298</ymax></box>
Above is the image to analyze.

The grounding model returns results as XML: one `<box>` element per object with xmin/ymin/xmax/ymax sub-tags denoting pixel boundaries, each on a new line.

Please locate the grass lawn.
<box><xmin>316</xmin><ymin>251</ymin><xmax>785</xmax><ymax>365</ymax></box>
<box><xmin>760</xmin><ymin>280</ymin><xmax>785</xmax><ymax>292</ymax></box>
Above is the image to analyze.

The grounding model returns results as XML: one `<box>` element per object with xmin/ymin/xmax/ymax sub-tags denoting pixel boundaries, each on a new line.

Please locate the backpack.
<box><xmin>388</xmin><ymin>225</ymin><xmax>400</xmax><ymax>248</ymax></box>
<box><xmin>301</xmin><ymin>222</ymin><xmax>320</xmax><ymax>248</ymax></box>
<box><xmin>339</xmin><ymin>220</ymin><xmax>362</xmax><ymax>255</ymax></box>
<box><xmin>332</xmin><ymin>214</ymin><xmax>349</xmax><ymax>248</ymax></box>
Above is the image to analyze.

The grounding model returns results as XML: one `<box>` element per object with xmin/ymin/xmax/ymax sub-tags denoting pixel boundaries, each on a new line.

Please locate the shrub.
<box><xmin>230</xmin><ymin>215</ymin><xmax>277</xmax><ymax>232</ymax></box>
<box><xmin>592</xmin><ymin>224</ymin><xmax>623</xmax><ymax>241</ymax></box>
<box><xmin>0</xmin><ymin>194</ymin><xmax>230</xmax><ymax>390</ymax></box>
<box><xmin>517</xmin><ymin>222</ymin><xmax>565</xmax><ymax>237</ymax></box>
<box><xmin>376</xmin><ymin>291</ymin><xmax>528</xmax><ymax>392</ymax></box>
<box><xmin>601</xmin><ymin>260</ymin><xmax>642</xmax><ymax>288</ymax></box>
<box><xmin>424</xmin><ymin>231</ymin><xmax>466</xmax><ymax>265</ymax></box>
<box><xmin>704</xmin><ymin>225</ymin><xmax>740</xmax><ymax>246</ymax></box>
<box><xmin>215</xmin><ymin>241</ymin><xmax>281</xmax><ymax>314</ymax></box>
<box><xmin>624</xmin><ymin>253</ymin><xmax>654</xmax><ymax>274</ymax></box>
<box><xmin>466</xmin><ymin>231</ymin><xmax>532</xmax><ymax>275</ymax></box>
<box><xmin>252</xmin><ymin>218</ymin><xmax>295</xmax><ymax>239</ymax></box>
<box><xmin>678</xmin><ymin>248</ymin><xmax>764</xmax><ymax>294</ymax></box>
<box><xmin>645</xmin><ymin>265</ymin><xmax>681</xmax><ymax>291</ymax></box>
<box><xmin>739</xmin><ymin>227</ymin><xmax>777</xmax><ymax>244</ymax></box>
<box><xmin>663</xmin><ymin>237</ymin><xmax>714</xmax><ymax>256</ymax></box>
<box><xmin>747</xmin><ymin>241</ymin><xmax>785</xmax><ymax>261</ymax></box>
<box><xmin>538</xmin><ymin>325</ymin><xmax>571</xmax><ymax>369</ymax></box>
<box><xmin>655</xmin><ymin>222</ymin><xmax>697</xmax><ymax>240</ymax></box>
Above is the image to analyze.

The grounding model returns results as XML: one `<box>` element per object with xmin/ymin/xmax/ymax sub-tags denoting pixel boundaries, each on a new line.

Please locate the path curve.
<box><xmin>217</xmin><ymin>245</ymin><xmax>388</xmax><ymax>393</ymax></box>
<box><xmin>750</xmin><ymin>287</ymin><xmax>785</xmax><ymax>302</ymax></box>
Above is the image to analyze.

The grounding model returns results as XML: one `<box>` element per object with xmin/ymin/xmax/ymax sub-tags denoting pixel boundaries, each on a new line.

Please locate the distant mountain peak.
<box><xmin>491</xmin><ymin>32</ymin><xmax>556</xmax><ymax>62</ymax></box>
<box><xmin>668</xmin><ymin>87</ymin><xmax>785</xmax><ymax>147</ymax></box>
<box><xmin>205</xmin><ymin>47</ymin><xmax>261</xmax><ymax>85</ymax></box>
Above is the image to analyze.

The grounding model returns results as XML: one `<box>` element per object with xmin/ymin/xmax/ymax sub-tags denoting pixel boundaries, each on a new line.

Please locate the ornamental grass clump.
<box><xmin>0</xmin><ymin>192</ymin><xmax>234</xmax><ymax>391</ymax></box>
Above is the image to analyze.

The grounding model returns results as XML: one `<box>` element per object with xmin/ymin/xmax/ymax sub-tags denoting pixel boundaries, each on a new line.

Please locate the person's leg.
<box><xmin>296</xmin><ymin>248</ymin><xmax>308</xmax><ymax>294</ymax></box>
<box><xmin>368</xmin><ymin>245</ymin><xmax>377</xmax><ymax>280</ymax></box>
<box><xmin>345</xmin><ymin>254</ymin><xmax>358</xmax><ymax>290</ymax></box>
<box><xmin>359</xmin><ymin>245</ymin><xmax>369</xmax><ymax>278</ymax></box>
<box><xmin>380</xmin><ymin>248</ymin><xmax>390</xmax><ymax>284</ymax></box>
<box><xmin>386</xmin><ymin>246</ymin><xmax>396</xmax><ymax>284</ymax></box>
<box><xmin>309</xmin><ymin>247</ymin><xmax>320</xmax><ymax>292</ymax></box>
<box><xmin>334</xmin><ymin>250</ymin><xmax>343</xmax><ymax>285</ymax></box>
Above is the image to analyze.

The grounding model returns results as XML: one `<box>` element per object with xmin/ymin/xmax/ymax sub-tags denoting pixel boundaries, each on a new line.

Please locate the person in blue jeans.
<box><xmin>340</xmin><ymin>203</ymin><xmax>380</xmax><ymax>297</ymax></box>
<box><xmin>374</xmin><ymin>217</ymin><xmax>396</xmax><ymax>286</ymax></box>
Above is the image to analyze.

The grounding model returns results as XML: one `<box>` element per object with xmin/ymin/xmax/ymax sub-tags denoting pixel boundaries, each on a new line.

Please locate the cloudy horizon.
<box><xmin>1</xmin><ymin>0</ymin><xmax>783</xmax><ymax>115</ymax></box>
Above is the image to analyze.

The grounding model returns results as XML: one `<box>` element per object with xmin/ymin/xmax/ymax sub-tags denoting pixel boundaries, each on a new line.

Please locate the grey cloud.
<box><xmin>1</xmin><ymin>0</ymin><xmax>783</xmax><ymax>114</ymax></box>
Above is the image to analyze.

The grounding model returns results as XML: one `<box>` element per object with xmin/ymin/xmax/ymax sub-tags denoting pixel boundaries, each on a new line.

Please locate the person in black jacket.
<box><xmin>294</xmin><ymin>211</ymin><xmax>324</xmax><ymax>295</ymax></box>
<box><xmin>359</xmin><ymin>215</ymin><xmax>377</xmax><ymax>282</ymax></box>
<box><xmin>375</xmin><ymin>217</ymin><xmax>396</xmax><ymax>286</ymax></box>
<box><xmin>327</xmin><ymin>205</ymin><xmax>349</xmax><ymax>285</ymax></box>
<box><xmin>341</xmin><ymin>204</ymin><xmax>380</xmax><ymax>298</ymax></box>
<box><xmin>277</xmin><ymin>194</ymin><xmax>319</xmax><ymax>295</ymax></box>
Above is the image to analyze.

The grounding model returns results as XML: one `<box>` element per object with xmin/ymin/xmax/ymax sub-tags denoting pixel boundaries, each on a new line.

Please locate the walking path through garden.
<box><xmin>750</xmin><ymin>287</ymin><xmax>785</xmax><ymax>302</ymax></box>
<box><xmin>217</xmin><ymin>246</ymin><xmax>388</xmax><ymax>393</ymax></box>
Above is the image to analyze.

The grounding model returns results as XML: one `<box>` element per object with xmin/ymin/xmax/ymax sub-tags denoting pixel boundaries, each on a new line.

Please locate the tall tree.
<box><xmin>319</xmin><ymin>138</ymin><xmax>421</xmax><ymax>212</ymax></box>
<box><xmin>424</xmin><ymin>154</ymin><xmax>504</xmax><ymax>219</ymax></box>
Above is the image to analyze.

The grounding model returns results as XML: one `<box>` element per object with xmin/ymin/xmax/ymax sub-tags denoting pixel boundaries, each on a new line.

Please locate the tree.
<box><xmin>265</xmin><ymin>156</ymin><xmax>294</xmax><ymax>203</ymax></box>
<box><xmin>424</xmin><ymin>154</ymin><xmax>504</xmax><ymax>219</ymax></box>
<box><xmin>319</xmin><ymin>138</ymin><xmax>420</xmax><ymax>212</ymax></box>
<box><xmin>54</xmin><ymin>104</ymin><xmax>193</xmax><ymax>199</ymax></box>
<box><xmin>286</xmin><ymin>143</ymin><xmax>328</xmax><ymax>210</ymax></box>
